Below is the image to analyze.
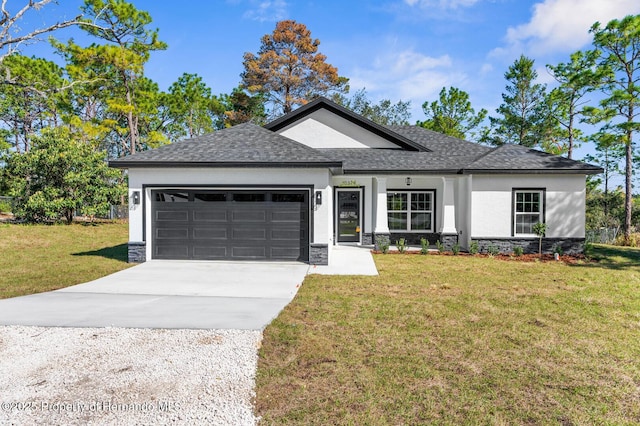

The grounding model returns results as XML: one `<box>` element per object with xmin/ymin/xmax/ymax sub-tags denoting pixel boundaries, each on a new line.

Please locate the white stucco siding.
<box><xmin>471</xmin><ymin>174</ymin><xmax>586</xmax><ymax>238</ymax></box>
<box><xmin>127</xmin><ymin>167</ymin><xmax>333</xmax><ymax>260</ymax></box>
<box><xmin>279</xmin><ymin>109</ymin><xmax>400</xmax><ymax>149</ymax></box>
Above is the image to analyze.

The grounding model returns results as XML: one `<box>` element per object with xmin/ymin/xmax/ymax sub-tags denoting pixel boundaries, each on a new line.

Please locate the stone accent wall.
<box><xmin>439</xmin><ymin>234</ymin><xmax>458</xmax><ymax>251</ymax></box>
<box><xmin>473</xmin><ymin>238</ymin><xmax>585</xmax><ymax>255</ymax></box>
<box><xmin>362</xmin><ymin>233</ymin><xmax>374</xmax><ymax>246</ymax></box>
<box><xmin>309</xmin><ymin>243</ymin><xmax>328</xmax><ymax>265</ymax></box>
<box><xmin>388</xmin><ymin>232</ymin><xmax>460</xmax><ymax>250</ymax></box>
<box><xmin>128</xmin><ymin>242</ymin><xmax>146</xmax><ymax>263</ymax></box>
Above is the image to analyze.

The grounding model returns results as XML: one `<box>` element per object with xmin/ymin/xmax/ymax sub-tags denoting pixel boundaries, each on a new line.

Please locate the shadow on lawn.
<box><xmin>572</xmin><ymin>244</ymin><xmax>640</xmax><ymax>271</ymax></box>
<box><xmin>73</xmin><ymin>243</ymin><xmax>128</xmax><ymax>262</ymax></box>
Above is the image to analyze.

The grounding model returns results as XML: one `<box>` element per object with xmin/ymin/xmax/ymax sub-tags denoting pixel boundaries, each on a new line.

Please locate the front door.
<box><xmin>337</xmin><ymin>190</ymin><xmax>361</xmax><ymax>243</ymax></box>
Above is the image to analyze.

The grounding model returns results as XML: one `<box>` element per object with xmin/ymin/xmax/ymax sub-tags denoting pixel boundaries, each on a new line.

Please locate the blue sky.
<box><xmin>16</xmin><ymin>0</ymin><xmax>640</xmax><ymax>162</ymax></box>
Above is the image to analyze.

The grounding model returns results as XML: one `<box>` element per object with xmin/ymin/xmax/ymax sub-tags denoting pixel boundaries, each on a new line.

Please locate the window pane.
<box><xmin>516</xmin><ymin>214</ymin><xmax>539</xmax><ymax>234</ymax></box>
<box><xmin>233</xmin><ymin>193</ymin><xmax>265</xmax><ymax>202</ymax></box>
<box><xmin>516</xmin><ymin>191</ymin><xmax>541</xmax><ymax>213</ymax></box>
<box><xmin>388</xmin><ymin>212</ymin><xmax>407</xmax><ymax>230</ymax></box>
<box><xmin>194</xmin><ymin>193</ymin><xmax>226</xmax><ymax>202</ymax></box>
<box><xmin>272</xmin><ymin>193</ymin><xmax>305</xmax><ymax>202</ymax></box>
<box><xmin>387</xmin><ymin>193</ymin><xmax>407</xmax><ymax>211</ymax></box>
<box><xmin>411</xmin><ymin>212</ymin><xmax>431</xmax><ymax>230</ymax></box>
<box><xmin>155</xmin><ymin>191</ymin><xmax>189</xmax><ymax>202</ymax></box>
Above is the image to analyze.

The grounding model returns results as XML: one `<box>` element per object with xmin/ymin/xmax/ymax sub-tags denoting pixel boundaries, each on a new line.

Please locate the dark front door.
<box><xmin>337</xmin><ymin>190</ymin><xmax>360</xmax><ymax>243</ymax></box>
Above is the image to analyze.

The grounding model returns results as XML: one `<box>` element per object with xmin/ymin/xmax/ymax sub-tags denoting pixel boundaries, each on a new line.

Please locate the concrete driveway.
<box><xmin>0</xmin><ymin>261</ymin><xmax>309</xmax><ymax>330</ymax></box>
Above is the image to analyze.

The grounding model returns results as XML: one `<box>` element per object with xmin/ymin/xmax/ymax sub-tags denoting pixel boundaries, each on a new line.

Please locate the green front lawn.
<box><xmin>256</xmin><ymin>247</ymin><xmax>640</xmax><ymax>424</ymax></box>
<box><xmin>0</xmin><ymin>222</ymin><xmax>131</xmax><ymax>299</ymax></box>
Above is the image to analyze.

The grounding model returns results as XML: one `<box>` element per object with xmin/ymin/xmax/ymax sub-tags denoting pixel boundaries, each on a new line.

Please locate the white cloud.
<box><xmin>242</xmin><ymin>0</ymin><xmax>288</xmax><ymax>22</ymax></box>
<box><xmin>349</xmin><ymin>48</ymin><xmax>467</xmax><ymax>117</ymax></box>
<box><xmin>403</xmin><ymin>0</ymin><xmax>481</xmax><ymax>9</ymax></box>
<box><xmin>499</xmin><ymin>0</ymin><xmax>640</xmax><ymax>55</ymax></box>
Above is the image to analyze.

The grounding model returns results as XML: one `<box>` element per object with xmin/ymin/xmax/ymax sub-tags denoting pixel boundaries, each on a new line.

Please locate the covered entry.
<box><xmin>151</xmin><ymin>189</ymin><xmax>310</xmax><ymax>261</ymax></box>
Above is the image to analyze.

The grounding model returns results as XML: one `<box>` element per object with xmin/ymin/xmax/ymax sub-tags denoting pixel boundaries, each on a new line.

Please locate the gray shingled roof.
<box><xmin>109</xmin><ymin>122</ymin><xmax>341</xmax><ymax>168</ymax></box>
<box><xmin>318</xmin><ymin>148</ymin><xmax>478</xmax><ymax>174</ymax></box>
<box><xmin>386</xmin><ymin>125</ymin><xmax>491</xmax><ymax>156</ymax></box>
<box><xmin>463</xmin><ymin>144</ymin><xmax>603</xmax><ymax>174</ymax></box>
<box><xmin>109</xmin><ymin>99</ymin><xmax>602</xmax><ymax>176</ymax></box>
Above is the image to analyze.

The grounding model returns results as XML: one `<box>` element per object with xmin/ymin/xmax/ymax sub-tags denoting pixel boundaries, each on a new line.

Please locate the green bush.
<box><xmin>487</xmin><ymin>245</ymin><xmax>500</xmax><ymax>257</ymax></box>
<box><xmin>0</xmin><ymin>200</ymin><xmax>11</xmax><ymax>213</ymax></box>
<box><xmin>469</xmin><ymin>240</ymin><xmax>479</xmax><ymax>255</ymax></box>
<box><xmin>436</xmin><ymin>240</ymin><xmax>445</xmax><ymax>253</ymax></box>
<box><xmin>396</xmin><ymin>238</ymin><xmax>407</xmax><ymax>254</ymax></box>
<box><xmin>376</xmin><ymin>235</ymin><xmax>390</xmax><ymax>254</ymax></box>
<box><xmin>420</xmin><ymin>238</ymin><xmax>429</xmax><ymax>255</ymax></box>
<box><xmin>513</xmin><ymin>246</ymin><xmax>524</xmax><ymax>257</ymax></box>
<box><xmin>452</xmin><ymin>243</ymin><xmax>460</xmax><ymax>255</ymax></box>
<box><xmin>552</xmin><ymin>244</ymin><xmax>564</xmax><ymax>256</ymax></box>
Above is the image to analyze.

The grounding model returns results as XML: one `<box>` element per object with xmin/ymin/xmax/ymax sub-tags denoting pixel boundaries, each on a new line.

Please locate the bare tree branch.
<box><xmin>0</xmin><ymin>0</ymin><xmax>106</xmax><ymax>64</ymax></box>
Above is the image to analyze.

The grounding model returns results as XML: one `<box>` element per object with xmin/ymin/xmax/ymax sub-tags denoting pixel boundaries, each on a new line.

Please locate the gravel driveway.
<box><xmin>0</xmin><ymin>326</ymin><xmax>261</xmax><ymax>425</ymax></box>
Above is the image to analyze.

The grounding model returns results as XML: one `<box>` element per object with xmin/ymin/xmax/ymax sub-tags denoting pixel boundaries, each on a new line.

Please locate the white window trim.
<box><xmin>387</xmin><ymin>190</ymin><xmax>435</xmax><ymax>232</ymax></box>
<box><xmin>513</xmin><ymin>189</ymin><xmax>544</xmax><ymax>237</ymax></box>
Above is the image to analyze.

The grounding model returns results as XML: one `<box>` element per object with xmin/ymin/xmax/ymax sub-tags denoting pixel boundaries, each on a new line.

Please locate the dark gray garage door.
<box><xmin>151</xmin><ymin>189</ymin><xmax>310</xmax><ymax>261</ymax></box>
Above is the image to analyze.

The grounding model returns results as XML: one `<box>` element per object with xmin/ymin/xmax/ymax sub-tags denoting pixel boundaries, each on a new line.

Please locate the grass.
<box><xmin>255</xmin><ymin>245</ymin><xmax>640</xmax><ymax>425</ymax></box>
<box><xmin>0</xmin><ymin>222</ymin><xmax>131</xmax><ymax>299</ymax></box>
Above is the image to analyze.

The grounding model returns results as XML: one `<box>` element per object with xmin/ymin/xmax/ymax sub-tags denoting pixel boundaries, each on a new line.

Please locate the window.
<box><xmin>387</xmin><ymin>191</ymin><xmax>434</xmax><ymax>231</ymax></box>
<box><xmin>514</xmin><ymin>190</ymin><xmax>544</xmax><ymax>235</ymax></box>
<box><xmin>154</xmin><ymin>191</ymin><xmax>189</xmax><ymax>202</ymax></box>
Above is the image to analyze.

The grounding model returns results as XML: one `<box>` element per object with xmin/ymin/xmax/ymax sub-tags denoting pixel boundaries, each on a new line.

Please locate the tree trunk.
<box><xmin>623</xmin><ymin>135</ymin><xmax>633</xmax><ymax>244</ymax></box>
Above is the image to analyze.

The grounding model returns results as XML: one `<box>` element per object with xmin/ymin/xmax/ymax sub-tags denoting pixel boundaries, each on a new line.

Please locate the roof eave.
<box><xmin>108</xmin><ymin>160</ymin><xmax>343</xmax><ymax>169</ymax></box>
<box><xmin>462</xmin><ymin>168</ymin><xmax>603</xmax><ymax>175</ymax></box>
<box><xmin>342</xmin><ymin>168</ymin><xmax>462</xmax><ymax>175</ymax></box>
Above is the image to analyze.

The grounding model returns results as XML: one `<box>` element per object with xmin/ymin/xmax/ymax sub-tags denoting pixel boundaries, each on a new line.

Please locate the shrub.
<box><xmin>469</xmin><ymin>240</ymin><xmax>479</xmax><ymax>255</ymax></box>
<box><xmin>375</xmin><ymin>235</ymin><xmax>390</xmax><ymax>254</ymax></box>
<box><xmin>584</xmin><ymin>242</ymin><xmax>594</xmax><ymax>258</ymax></box>
<box><xmin>513</xmin><ymin>246</ymin><xmax>524</xmax><ymax>257</ymax></box>
<box><xmin>0</xmin><ymin>200</ymin><xmax>11</xmax><ymax>213</ymax></box>
<box><xmin>396</xmin><ymin>238</ymin><xmax>407</xmax><ymax>254</ymax></box>
<box><xmin>420</xmin><ymin>238</ymin><xmax>429</xmax><ymax>255</ymax></box>
<box><xmin>552</xmin><ymin>244</ymin><xmax>564</xmax><ymax>256</ymax></box>
<box><xmin>452</xmin><ymin>243</ymin><xmax>460</xmax><ymax>255</ymax></box>
<box><xmin>487</xmin><ymin>245</ymin><xmax>500</xmax><ymax>257</ymax></box>
<box><xmin>436</xmin><ymin>240</ymin><xmax>445</xmax><ymax>253</ymax></box>
<box><xmin>615</xmin><ymin>233</ymin><xmax>640</xmax><ymax>247</ymax></box>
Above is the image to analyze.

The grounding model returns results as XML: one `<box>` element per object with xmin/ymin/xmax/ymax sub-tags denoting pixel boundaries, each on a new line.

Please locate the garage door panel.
<box><xmin>155</xmin><ymin>244</ymin><xmax>189</xmax><ymax>259</ymax></box>
<box><xmin>193</xmin><ymin>210</ymin><xmax>227</xmax><ymax>222</ymax></box>
<box><xmin>232</xmin><ymin>227</ymin><xmax>267</xmax><ymax>240</ymax></box>
<box><xmin>156</xmin><ymin>228</ymin><xmax>189</xmax><ymax>239</ymax></box>
<box><xmin>156</xmin><ymin>210</ymin><xmax>189</xmax><ymax>221</ymax></box>
<box><xmin>193</xmin><ymin>227</ymin><xmax>227</xmax><ymax>240</ymax></box>
<box><xmin>271</xmin><ymin>228</ymin><xmax>301</xmax><ymax>241</ymax></box>
<box><xmin>270</xmin><ymin>246</ymin><xmax>301</xmax><ymax>259</ymax></box>
<box><xmin>271</xmin><ymin>209</ymin><xmax>302</xmax><ymax>222</ymax></box>
<box><xmin>193</xmin><ymin>246</ymin><xmax>227</xmax><ymax>258</ymax></box>
<box><xmin>232</xmin><ymin>210</ymin><xmax>266</xmax><ymax>222</ymax></box>
<box><xmin>151</xmin><ymin>190</ymin><xmax>309</xmax><ymax>261</ymax></box>
<box><xmin>232</xmin><ymin>246</ymin><xmax>266</xmax><ymax>259</ymax></box>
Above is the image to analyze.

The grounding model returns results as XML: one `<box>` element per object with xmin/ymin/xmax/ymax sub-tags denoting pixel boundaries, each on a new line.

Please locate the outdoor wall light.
<box><xmin>315</xmin><ymin>190</ymin><xmax>322</xmax><ymax>205</ymax></box>
<box><xmin>132</xmin><ymin>191</ymin><xmax>140</xmax><ymax>205</ymax></box>
<box><xmin>405</xmin><ymin>177</ymin><xmax>412</xmax><ymax>186</ymax></box>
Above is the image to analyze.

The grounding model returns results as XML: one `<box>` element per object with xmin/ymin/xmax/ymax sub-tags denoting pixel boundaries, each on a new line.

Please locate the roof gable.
<box><xmin>265</xmin><ymin>97</ymin><xmax>429</xmax><ymax>152</ymax></box>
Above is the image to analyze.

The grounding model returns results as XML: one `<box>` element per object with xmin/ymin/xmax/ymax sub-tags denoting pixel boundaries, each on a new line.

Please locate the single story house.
<box><xmin>110</xmin><ymin>97</ymin><xmax>602</xmax><ymax>264</ymax></box>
